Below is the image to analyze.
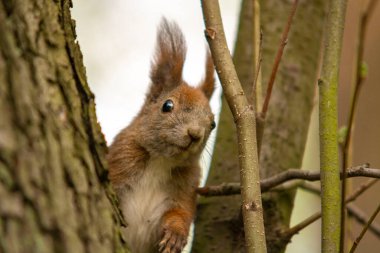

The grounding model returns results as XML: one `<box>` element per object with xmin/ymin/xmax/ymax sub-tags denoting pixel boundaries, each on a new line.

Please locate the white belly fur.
<box><xmin>120</xmin><ymin>157</ymin><xmax>173</xmax><ymax>253</ymax></box>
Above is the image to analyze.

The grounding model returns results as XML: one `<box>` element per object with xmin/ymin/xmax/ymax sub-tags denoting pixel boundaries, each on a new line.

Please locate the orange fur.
<box><xmin>199</xmin><ymin>51</ymin><xmax>215</xmax><ymax>99</ymax></box>
<box><xmin>107</xmin><ymin>18</ymin><xmax>215</xmax><ymax>253</ymax></box>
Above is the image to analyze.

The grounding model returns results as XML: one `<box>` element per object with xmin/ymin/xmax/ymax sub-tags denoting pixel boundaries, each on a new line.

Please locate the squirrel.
<box><xmin>107</xmin><ymin>18</ymin><xmax>215</xmax><ymax>253</ymax></box>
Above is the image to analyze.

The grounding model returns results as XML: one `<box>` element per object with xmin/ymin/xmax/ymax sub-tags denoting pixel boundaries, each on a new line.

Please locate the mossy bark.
<box><xmin>0</xmin><ymin>1</ymin><xmax>126</xmax><ymax>252</ymax></box>
<box><xmin>318</xmin><ymin>1</ymin><xmax>347</xmax><ymax>252</ymax></box>
<box><xmin>193</xmin><ymin>0</ymin><xmax>326</xmax><ymax>252</ymax></box>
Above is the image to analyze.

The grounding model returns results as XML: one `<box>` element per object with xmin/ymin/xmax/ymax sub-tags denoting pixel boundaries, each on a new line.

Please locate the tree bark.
<box><xmin>318</xmin><ymin>0</ymin><xmax>347</xmax><ymax>251</ymax></box>
<box><xmin>193</xmin><ymin>0</ymin><xmax>326</xmax><ymax>252</ymax></box>
<box><xmin>0</xmin><ymin>1</ymin><xmax>126</xmax><ymax>252</ymax></box>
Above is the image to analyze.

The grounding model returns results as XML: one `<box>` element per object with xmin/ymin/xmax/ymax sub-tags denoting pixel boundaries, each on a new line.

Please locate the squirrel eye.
<box><xmin>162</xmin><ymin>99</ymin><xmax>174</xmax><ymax>113</ymax></box>
<box><xmin>211</xmin><ymin>120</ymin><xmax>216</xmax><ymax>130</ymax></box>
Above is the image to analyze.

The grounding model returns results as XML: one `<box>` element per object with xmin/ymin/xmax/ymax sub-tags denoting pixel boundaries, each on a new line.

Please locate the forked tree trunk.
<box><xmin>193</xmin><ymin>0</ymin><xmax>326</xmax><ymax>252</ymax></box>
<box><xmin>0</xmin><ymin>1</ymin><xmax>126</xmax><ymax>252</ymax></box>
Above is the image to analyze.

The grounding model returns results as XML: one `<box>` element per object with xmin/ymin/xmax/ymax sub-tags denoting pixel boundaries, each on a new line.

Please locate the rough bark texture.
<box><xmin>0</xmin><ymin>1</ymin><xmax>126</xmax><ymax>252</ymax></box>
<box><xmin>193</xmin><ymin>0</ymin><xmax>326</xmax><ymax>252</ymax></box>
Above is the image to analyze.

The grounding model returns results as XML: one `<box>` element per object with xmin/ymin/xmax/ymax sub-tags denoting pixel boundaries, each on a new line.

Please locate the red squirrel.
<box><xmin>107</xmin><ymin>18</ymin><xmax>215</xmax><ymax>253</ymax></box>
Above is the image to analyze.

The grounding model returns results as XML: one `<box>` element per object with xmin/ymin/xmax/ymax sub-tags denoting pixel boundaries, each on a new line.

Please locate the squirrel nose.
<box><xmin>188</xmin><ymin>127</ymin><xmax>203</xmax><ymax>142</ymax></box>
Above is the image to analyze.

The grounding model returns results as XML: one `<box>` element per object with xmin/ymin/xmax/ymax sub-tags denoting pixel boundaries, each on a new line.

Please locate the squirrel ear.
<box><xmin>148</xmin><ymin>18</ymin><xmax>186</xmax><ymax>101</ymax></box>
<box><xmin>199</xmin><ymin>50</ymin><xmax>215</xmax><ymax>100</ymax></box>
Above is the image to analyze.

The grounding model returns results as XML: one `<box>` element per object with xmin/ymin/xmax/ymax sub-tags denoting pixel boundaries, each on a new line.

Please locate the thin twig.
<box><xmin>342</xmin><ymin>0</ymin><xmax>380</xmax><ymax>168</ymax></box>
<box><xmin>197</xmin><ymin>164</ymin><xmax>379</xmax><ymax>197</ymax></box>
<box><xmin>345</xmin><ymin>178</ymin><xmax>378</xmax><ymax>203</ymax></box>
<box><xmin>269</xmin><ymin>180</ymin><xmax>305</xmax><ymax>192</ymax></box>
<box><xmin>252</xmin><ymin>31</ymin><xmax>263</xmax><ymax>100</ymax></box>
<box><xmin>252</xmin><ymin>0</ymin><xmax>263</xmax><ymax>111</ymax></box>
<box><xmin>282</xmin><ymin>181</ymin><xmax>380</xmax><ymax>238</ymax></box>
<box><xmin>260</xmin><ymin>0</ymin><xmax>298</xmax><ymax>118</ymax></box>
<box><xmin>347</xmin><ymin>203</ymin><xmax>380</xmax><ymax>237</ymax></box>
<box><xmin>349</xmin><ymin>202</ymin><xmax>380</xmax><ymax>253</ymax></box>
<box><xmin>299</xmin><ymin>181</ymin><xmax>321</xmax><ymax>194</ymax></box>
<box><xmin>253</xmin><ymin>32</ymin><xmax>265</xmax><ymax>152</ymax></box>
<box><xmin>285</xmin><ymin>213</ymin><xmax>321</xmax><ymax>239</ymax></box>
<box><xmin>271</xmin><ymin>180</ymin><xmax>321</xmax><ymax>194</ymax></box>
<box><xmin>284</xmin><ymin>179</ymin><xmax>378</xmax><ymax>238</ymax></box>
<box><xmin>341</xmin><ymin>0</ymin><xmax>379</xmax><ymax>249</ymax></box>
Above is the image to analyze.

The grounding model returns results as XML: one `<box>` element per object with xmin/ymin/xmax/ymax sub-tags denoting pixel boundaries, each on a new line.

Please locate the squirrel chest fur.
<box><xmin>107</xmin><ymin>19</ymin><xmax>215</xmax><ymax>253</ymax></box>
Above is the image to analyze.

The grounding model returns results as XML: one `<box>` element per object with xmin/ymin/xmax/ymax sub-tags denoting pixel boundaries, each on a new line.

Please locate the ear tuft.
<box><xmin>199</xmin><ymin>50</ymin><xmax>215</xmax><ymax>100</ymax></box>
<box><xmin>148</xmin><ymin>18</ymin><xmax>187</xmax><ymax>101</ymax></box>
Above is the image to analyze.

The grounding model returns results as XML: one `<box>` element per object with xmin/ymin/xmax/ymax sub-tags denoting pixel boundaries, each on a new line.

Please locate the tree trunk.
<box><xmin>0</xmin><ymin>1</ymin><xmax>126</xmax><ymax>252</ymax></box>
<box><xmin>193</xmin><ymin>0</ymin><xmax>326</xmax><ymax>252</ymax></box>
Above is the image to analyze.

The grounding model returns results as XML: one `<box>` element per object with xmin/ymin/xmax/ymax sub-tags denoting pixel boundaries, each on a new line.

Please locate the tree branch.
<box><xmin>278</xmin><ymin>181</ymin><xmax>380</xmax><ymax>239</ymax></box>
<box><xmin>347</xmin><ymin>203</ymin><xmax>380</xmax><ymax>238</ymax></box>
<box><xmin>349</xmin><ymin>202</ymin><xmax>380</xmax><ymax>253</ymax></box>
<box><xmin>252</xmin><ymin>31</ymin><xmax>263</xmax><ymax>107</ymax></box>
<box><xmin>260</xmin><ymin>0</ymin><xmax>298</xmax><ymax>118</ymax></box>
<box><xmin>200</xmin><ymin>1</ymin><xmax>266</xmax><ymax>252</ymax></box>
<box><xmin>252</xmin><ymin>0</ymin><xmax>263</xmax><ymax>111</ymax></box>
<box><xmin>284</xmin><ymin>179</ymin><xmax>378</xmax><ymax>238</ymax></box>
<box><xmin>197</xmin><ymin>164</ymin><xmax>379</xmax><ymax>197</ymax></box>
<box><xmin>296</xmin><ymin>182</ymin><xmax>380</xmax><ymax>239</ymax></box>
<box><xmin>274</xmin><ymin>181</ymin><xmax>380</xmax><ymax>238</ymax></box>
<box><xmin>341</xmin><ymin>0</ymin><xmax>379</xmax><ymax>248</ymax></box>
<box><xmin>318</xmin><ymin>0</ymin><xmax>347</xmax><ymax>251</ymax></box>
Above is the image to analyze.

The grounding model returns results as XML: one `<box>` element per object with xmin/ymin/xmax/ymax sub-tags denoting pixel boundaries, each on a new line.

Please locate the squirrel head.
<box><xmin>136</xmin><ymin>18</ymin><xmax>215</xmax><ymax>160</ymax></box>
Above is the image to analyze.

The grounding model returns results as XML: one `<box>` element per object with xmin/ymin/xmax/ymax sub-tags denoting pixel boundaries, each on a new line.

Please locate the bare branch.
<box><xmin>349</xmin><ymin>202</ymin><xmax>380</xmax><ymax>253</ymax></box>
<box><xmin>197</xmin><ymin>182</ymin><xmax>242</xmax><ymax>197</ymax></box>
<box><xmin>252</xmin><ymin>0</ymin><xmax>263</xmax><ymax>111</ymax></box>
<box><xmin>270</xmin><ymin>180</ymin><xmax>320</xmax><ymax>194</ymax></box>
<box><xmin>196</xmin><ymin>168</ymin><xmax>380</xmax><ymax>241</ymax></box>
<box><xmin>345</xmin><ymin>178</ymin><xmax>378</xmax><ymax>203</ymax></box>
<box><xmin>260</xmin><ymin>0</ymin><xmax>299</xmax><ymax>118</ymax></box>
<box><xmin>347</xmin><ymin>204</ymin><xmax>380</xmax><ymax>237</ymax></box>
<box><xmin>284</xmin><ymin>179</ymin><xmax>378</xmax><ymax>238</ymax></box>
<box><xmin>197</xmin><ymin>164</ymin><xmax>379</xmax><ymax>197</ymax></box>
<box><xmin>280</xmin><ymin>181</ymin><xmax>380</xmax><ymax>239</ymax></box>
<box><xmin>252</xmin><ymin>31</ymin><xmax>263</xmax><ymax>104</ymax></box>
<box><xmin>201</xmin><ymin>1</ymin><xmax>266</xmax><ymax>252</ymax></box>
<box><xmin>341</xmin><ymin>0</ymin><xmax>379</xmax><ymax>246</ymax></box>
<box><xmin>318</xmin><ymin>0</ymin><xmax>348</xmax><ymax>250</ymax></box>
<box><xmin>298</xmin><ymin>183</ymin><xmax>380</xmax><ymax>238</ymax></box>
<box><xmin>299</xmin><ymin>182</ymin><xmax>321</xmax><ymax>194</ymax></box>
<box><xmin>279</xmin><ymin>182</ymin><xmax>380</xmax><ymax>238</ymax></box>
<box><xmin>285</xmin><ymin>213</ymin><xmax>321</xmax><ymax>240</ymax></box>
<box><xmin>269</xmin><ymin>180</ymin><xmax>305</xmax><ymax>192</ymax></box>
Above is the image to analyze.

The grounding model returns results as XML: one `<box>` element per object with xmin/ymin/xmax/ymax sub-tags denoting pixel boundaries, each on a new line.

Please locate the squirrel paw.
<box><xmin>158</xmin><ymin>229</ymin><xmax>187</xmax><ymax>253</ymax></box>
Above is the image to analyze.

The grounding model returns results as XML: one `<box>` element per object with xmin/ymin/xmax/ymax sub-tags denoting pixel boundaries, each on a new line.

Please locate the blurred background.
<box><xmin>72</xmin><ymin>0</ymin><xmax>379</xmax><ymax>252</ymax></box>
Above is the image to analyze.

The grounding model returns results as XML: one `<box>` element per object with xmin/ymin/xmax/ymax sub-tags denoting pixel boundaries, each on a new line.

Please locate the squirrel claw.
<box><xmin>159</xmin><ymin>229</ymin><xmax>187</xmax><ymax>253</ymax></box>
